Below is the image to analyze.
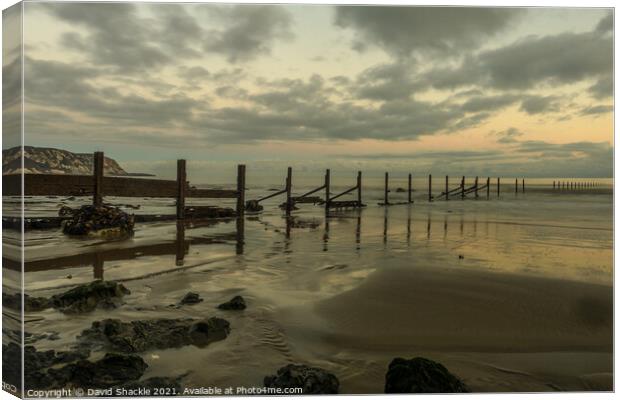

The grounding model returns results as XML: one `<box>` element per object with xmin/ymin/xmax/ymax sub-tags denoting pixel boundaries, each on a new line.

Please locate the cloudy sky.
<box><xmin>4</xmin><ymin>2</ymin><xmax>614</xmax><ymax>179</ymax></box>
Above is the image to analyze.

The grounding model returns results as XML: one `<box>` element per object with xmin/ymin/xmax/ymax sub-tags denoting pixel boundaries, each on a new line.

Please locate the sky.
<box><xmin>3</xmin><ymin>2</ymin><xmax>614</xmax><ymax>179</ymax></box>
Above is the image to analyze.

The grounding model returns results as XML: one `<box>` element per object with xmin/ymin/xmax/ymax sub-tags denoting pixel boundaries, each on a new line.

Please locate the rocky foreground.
<box><xmin>4</xmin><ymin>280</ymin><xmax>467</xmax><ymax>394</ymax></box>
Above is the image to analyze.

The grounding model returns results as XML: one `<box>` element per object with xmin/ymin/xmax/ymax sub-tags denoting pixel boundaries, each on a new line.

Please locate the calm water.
<box><xmin>2</xmin><ymin>176</ymin><xmax>614</xmax><ymax>392</ymax></box>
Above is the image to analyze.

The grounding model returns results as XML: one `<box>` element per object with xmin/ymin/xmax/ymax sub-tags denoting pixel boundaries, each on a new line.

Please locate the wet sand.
<box><xmin>4</xmin><ymin>182</ymin><xmax>614</xmax><ymax>393</ymax></box>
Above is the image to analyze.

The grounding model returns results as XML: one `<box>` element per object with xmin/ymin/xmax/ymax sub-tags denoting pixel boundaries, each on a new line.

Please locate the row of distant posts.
<box><xmin>552</xmin><ymin>181</ymin><xmax>600</xmax><ymax>190</ymax></box>
<box><xmin>380</xmin><ymin>174</ymin><xmax>532</xmax><ymax>204</ymax></box>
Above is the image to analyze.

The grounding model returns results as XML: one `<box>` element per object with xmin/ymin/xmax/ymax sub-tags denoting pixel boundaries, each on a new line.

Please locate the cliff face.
<box><xmin>2</xmin><ymin>146</ymin><xmax>128</xmax><ymax>175</ymax></box>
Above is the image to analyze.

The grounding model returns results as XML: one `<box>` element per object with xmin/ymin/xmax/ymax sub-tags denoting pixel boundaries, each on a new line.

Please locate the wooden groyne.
<box><xmin>552</xmin><ymin>180</ymin><xmax>601</xmax><ymax>191</ymax></box>
<box><xmin>2</xmin><ymin>151</ymin><xmax>608</xmax><ymax>231</ymax></box>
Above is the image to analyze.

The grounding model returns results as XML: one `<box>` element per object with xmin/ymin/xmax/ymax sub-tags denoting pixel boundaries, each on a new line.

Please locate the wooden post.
<box><xmin>408</xmin><ymin>173</ymin><xmax>412</xmax><ymax>203</ymax></box>
<box><xmin>384</xmin><ymin>172</ymin><xmax>389</xmax><ymax>205</ymax></box>
<box><xmin>497</xmin><ymin>177</ymin><xmax>500</xmax><ymax>197</ymax></box>
<box><xmin>522</xmin><ymin>179</ymin><xmax>525</xmax><ymax>193</ymax></box>
<box><xmin>474</xmin><ymin>176</ymin><xmax>479</xmax><ymax>198</ymax></box>
<box><xmin>357</xmin><ymin>171</ymin><xmax>362</xmax><ymax>205</ymax></box>
<box><xmin>515</xmin><ymin>178</ymin><xmax>518</xmax><ymax>194</ymax></box>
<box><xmin>93</xmin><ymin>151</ymin><xmax>104</xmax><ymax>207</ymax></box>
<box><xmin>553</xmin><ymin>181</ymin><xmax>555</xmax><ymax>190</ymax></box>
<box><xmin>461</xmin><ymin>176</ymin><xmax>465</xmax><ymax>199</ymax></box>
<box><xmin>285</xmin><ymin>167</ymin><xmax>292</xmax><ymax>215</ymax></box>
<box><xmin>236</xmin><ymin>164</ymin><xmax>245</xmax><ymax>217</ymax></box>
<box><xmin>486</xmin><ymin>177</ymin><xmax>490</xmax><ymax>199</ymax></box>
<box><xmin>324</xmin><ymin>169</ymin><xmax>330</xmax><ymax>212</ymax></box>
<box><xmin>428</xmin><ymin>174</ymin><xmax>432</xmax><ymax>202</ymax></box>
<box><xmin>445</xmin><ymin>175</ymin><xmax>449</xmax><ymax>201</ymax></box>
<box><xmin>176</xmin><ymin>159</ymin><xmax>186</xmax><ymax>220</ymax></box>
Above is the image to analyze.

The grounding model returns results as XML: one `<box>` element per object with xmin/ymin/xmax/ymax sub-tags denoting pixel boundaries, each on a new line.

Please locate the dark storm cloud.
<box><xmin>334</xmin><ymin>6</ymin><xmax>523</xmax><ymax>57</ymax></box>
<box><xmin>204</xmin><ymin>5</ymin><xmax>293</xmax><ymax>63</ymax></box>
<box><xmin>42</xmin><ymin>3</ymin><xmax>293</xmax><ymax>71</ymax></box>
<box><xmin>460</xmin><ymin>94</ymin><xmax>520</xmax><ymax>112</ymax></box>
<box><xmin>25</xmin><ymin>58</ymin><xmax>197</xmax><ymax>130</ymax></box>
<box><xmin>579</xmin><ymin>104</ymin><xmax>613</xmax><ymax>116</ymax></box>
<box><xmin>421</xmin><ymin>13</ymin><xmax>613</xmax><ymax>92</ymax></box>
<box><xmin>44</xmin><ymin>3</ymin><xmax>172</xmax><ymax>72</ymax></box>
<box><xmin>354</xmin><ymin>62</ymin><xmax>420</xmax><ymax>101</ymax></box>
<box><xmin>519</xmin><ymin>95</ymin><xmax>560</xmax><ymax>115</ymax></box>
<box><xmin>494</xmin><ymin>127</ymin><xmax>524</xmax><ymax>143</ymax></box>
<box><xmin>588</xmin><ymin>75</ymin><xmax>613</xmax><ymax>99</ymax></box>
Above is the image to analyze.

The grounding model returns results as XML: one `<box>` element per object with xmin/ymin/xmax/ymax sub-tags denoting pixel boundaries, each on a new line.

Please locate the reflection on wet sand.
<box><xmin>4</xmin><ymin>219</ymin><xmax>244</xmax><ymax>279</ymax></box>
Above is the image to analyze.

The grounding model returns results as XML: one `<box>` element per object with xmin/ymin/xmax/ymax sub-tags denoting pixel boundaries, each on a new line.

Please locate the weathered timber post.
<box><xmin>474</xmin><ymin>176</ymin><xmax>479</xmax><ymax>198</ymax></box>
<box><xmin>384</xmin><ymin>172</ymin><xmax>389</xmax><ymax>205</ymax></box>
<box><xmin>461</xmin><ymin>176</ymin><xmax>465</xmax><ymax>199</ymax></box>
<box><xmin>236</xmin><ymin>164</ymin><xmax>246</xmax><ymax>217</ymax></box>
<box><xmin>522</xmin><ymin>179</ymin><xmax>525</xmax><ymax>193</ymax></box>
<box><xmin>497</xmin><ymin>177</ymin><xmax>500</xmax><ymax>197</ymax></box>
<box><xmin>285</xmin><ymin>167</ymin><xmax>292</xmax><ymax>215</ymax></box>
<box><xmin>408</xmin><ymin>173</ymin><xmax>412</xmax><ymax>203</ymax></box>
<box><xmin>486</xmin><ymin>177</ymin><xmax>490</xmax><ymax>199</ymax></box>
<box><xmin>515</xmin><ymin>178</ymin><xmax>518</xmax><ymax>194</ymax></box>
<box><xmin>176</xmin><ymin>159</ymin><xmax>186</xmax><ymax>220</ymax></box>
<box><xmin>445</xmin><ymin>175</ymin><xmax>449</xmax><ymax>201</ymax></box>
<box><xmin>553</xmin><ymin>181</ymin><xmax>555</xmax><ymax>190</ymax></box>
<box><xmin>324</xmin><ymin>169</ymin><xmax>330</xmax><ymax>212</ymax></box>
<box><xmin>176</xmin><ymin>221</ymin><xmax>185</xmax><ymax>266</ymax></box>
<box><xmin>93</xmin><ymin>151</ymin><xmax>104</xmax><ymax>207</ymax></box>
<box><xmin>357</xmin><ymin>171</ymin><xmax>362</xmax><ymax>205</ymax></box>
<box><xmin>428</xmin><ymin>174</ymin><xmax>432</xmax><ymax>202</ymax></box>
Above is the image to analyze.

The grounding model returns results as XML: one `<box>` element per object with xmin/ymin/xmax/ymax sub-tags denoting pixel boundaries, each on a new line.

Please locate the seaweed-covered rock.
<box><xmin>245</xmin><ymin>200</ymin><xmax>263</xmax><ymax>212</ymax></box>
<box><xmin>217</xmin><ymin>295</ymin><xmax>246</xmax><ymax>310</ymax></box>
<box><xmin>50</xmin><ymin>280</ymin><xmax>130</xmax><ymax>314</ymax></box>
<box><xmin>179</xmin><ymin>292</ymin><xmax>203</xmax><ymax>305</ymax></box>
<box><xmin>384</xmin><ymin>357</ymin><xmax>468</xmax><ymax>393</ymax></box>
<box><xmin>62</xmin><ymin>205</ymin><xmax>134</xmax><ymax>237</ymax></box>
<box><xmin>79</xmin><ymin>317</ymin><xmax>230</xmax><ymax>352</ymax></box>
<box><xmin>264</xmin><ymin>364</ymin><xmax>339</xmax><ymax>394</ymax></box>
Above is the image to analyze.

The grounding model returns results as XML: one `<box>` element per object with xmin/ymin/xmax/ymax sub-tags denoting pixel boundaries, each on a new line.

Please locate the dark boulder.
<box><xmin>79</xmin><ymin>317</ymin><xmax>230</xmax><ymax>353</ymax></box>
<box><xmin>2</xmin><ymin>342</ymin><xmax>92</xmax><ymax>390</ymax></box>
<box><xmin>62</xmin><ymin>205</ymin><xmax>134</xmax><ymax>237</ymax></box>
<box><xmin>264</xmin><ymin>364</ymin><xmax>339</xmax><ymax>394</ymax></box>
<box><xmin>50</xmin><ymin>280</ymin><xmax>130</xmax><ymax>314</ymax></box>
<box><xmin>179</xmin><ymin>292</ymin><xmax>203</xmax><ymax>305</ymax></box>
<box><xmin>384</xmin><ymin>357</ymin><xmax>468</xmax><ymax>393</ymax></box>
<box><xmin>245</xmin><ymin>200</ymin><xmax>264</xmax><ymax>212</ymax></box>
<box><xmin>395</xmin><ymin>187</ymin><xmax>407</xmax><ymax>193</ymax></box>
<box><xmin>3</xmin><ymin>292</ymin><xmax>51</xmax><ymax>312</ymax></box>
<box><xmin>47</xmin><ymin>353</ymin><xmax>147</xmax><ymax>389</ymax></box>
<box><xmin>217</xmin><ymin>295</ymin><xmax>246</xmax><ymax>310</ymax></box>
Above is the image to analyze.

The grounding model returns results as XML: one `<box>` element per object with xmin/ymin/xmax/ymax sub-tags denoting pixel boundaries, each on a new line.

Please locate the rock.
<box><xmin>62</xmin><ymin>205</ymin><xmax>134</xmax><ymax>237</ymax></box>
<box><xmin>264</xmin><ymin>364</ymin><xmax>339</xmax><ymax>394</ymax></box>
<box><xmin>58</xmin><ymin>205</ymin><xmax>75</xmax><ymax>217</ymax></box>
<box><xmin>50</xmin><ymin>280</ymin><xmax>130</xmax><ymax>314</ymax></box>
<box><xmin>184</xmin><ymin>206</ymin><xmax>235</xmax><ymax>219</ymax></box>
<box><xmin>384</xmin><ymin>357</ymin><xmax>468</xmax><ymax>393</ymax></box>
<box><xmin>458</xmin><ymin>255</ymin><xmax>464</xmax><ymax>260</ymax></box>
<box><xmin>179</xmin><ymin>292</ymin><xmax>203</xmax><ymax>305</ymax></box>
<box><xmin>2</xmin><ymin>292</ymin><xmax>51</xmax><ymax>312</ymax></box>
<box><xmin>245</xmin><ymin>200</ymin><xmax>263</xmax><ymax>212</ymax></box>
<box><xmin>45</xmin><ymin>353</ymin><xmax>147</xmax><ymax>389</ymax></box>
<box><xmin>217</xmin><ymin>295</ymin><xmax>246</xmax><ymax>310</ymax></box>
<box><xmin>79</xmin><ymin>317</ymin><xmax>230</xmax><ymax>352</ymax></box>
<box><xmin>395</xmin><ymin>187</ymin><xmax>407</xmax><ymax>193</ymax></box>
<box><xmin>2</xmin><ymin>342</ymin><xmax>92</xmax><ymax>390</ymax></box>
